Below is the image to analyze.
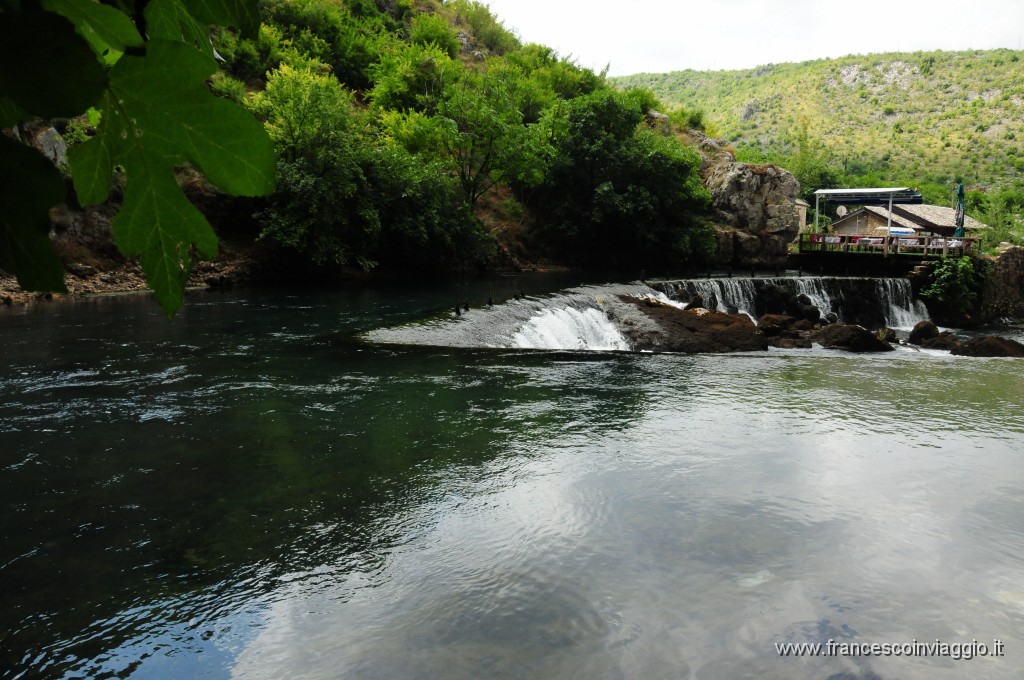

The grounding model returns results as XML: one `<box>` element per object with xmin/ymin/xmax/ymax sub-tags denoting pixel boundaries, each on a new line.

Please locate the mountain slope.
<box><xmin>615</xmin><ymin>50</ymin><xmax>1024</xmax><ymax>188</ymax></box>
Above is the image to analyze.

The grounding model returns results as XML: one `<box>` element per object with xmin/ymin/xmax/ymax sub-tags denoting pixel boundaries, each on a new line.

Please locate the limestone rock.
<box><xmin>32</xmin><ymin>126</ymin><xmax>67</xmax><ymax>166</ymax></box>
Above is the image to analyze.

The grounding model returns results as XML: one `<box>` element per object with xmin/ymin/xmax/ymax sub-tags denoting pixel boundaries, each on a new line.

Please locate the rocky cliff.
<box><xmin>683</xmin><ymin>131</ymin><xmax>802</xmax><ymax>269</ymax></box>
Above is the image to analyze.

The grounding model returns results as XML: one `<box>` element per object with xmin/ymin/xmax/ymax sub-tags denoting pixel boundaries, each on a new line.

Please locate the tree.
<box><xmin>435</xmin><ymin>66</ymin><xmax>550</xmax><ymax>207</ymax></box>
<box><xmin>0</xmin><ymin>0</ymin><xmax>275</xmax><ymax>316</ymax></box>
<box><xmin>529</xmin><ymin>89</ymin><xmax>712</xmax><ymax>267</ymax></box>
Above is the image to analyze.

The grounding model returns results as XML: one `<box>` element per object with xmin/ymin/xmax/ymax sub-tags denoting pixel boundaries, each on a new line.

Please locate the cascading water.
<box><xmin>364</xmin><ymin>283</ymin><xmax>659</xmax><ymax>351</ymax></box>
<box><xmin>653</xmin><ymin>276</ymin><xmax>926</xmax><ymax>328</ymax></box>
<box><xmin>510</xmin><ymin>307</ymin><xmax>629</xmax><ymax>350</ymax></box>
<box><xmin>875</xmin><ymin>278</ymin><xmax>930</xmax><ymax>330</ymax></box>
<box><xmin>365</xmin><ymin>277</ymin><xmax>931</xmax><ymax>351</ymax></box>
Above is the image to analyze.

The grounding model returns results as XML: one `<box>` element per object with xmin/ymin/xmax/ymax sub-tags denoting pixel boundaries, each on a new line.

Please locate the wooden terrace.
<box><xmin>797</xmin><ymin>233</ymin><xmax>982</xmax><ymax>257</ymax></box>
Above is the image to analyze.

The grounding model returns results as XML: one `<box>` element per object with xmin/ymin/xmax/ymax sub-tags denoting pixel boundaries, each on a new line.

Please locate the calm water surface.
<box><xmin>1</xmin><ymin>283</ymin><xmax>1023</xmax><ymax>679</ymax></box>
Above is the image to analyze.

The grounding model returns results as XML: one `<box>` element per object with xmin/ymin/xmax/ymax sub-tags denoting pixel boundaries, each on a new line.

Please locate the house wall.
<box><xmin>832</xmin><ymin>212</ymin><xmax>888</xmax><ymax>235</ymax></box>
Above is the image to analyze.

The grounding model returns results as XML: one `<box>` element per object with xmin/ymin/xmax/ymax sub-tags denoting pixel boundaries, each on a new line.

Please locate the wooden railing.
<box><xmin>797</xmin><ymin>233</ymin><xmax>982</xmax><ymax>257</ymax></box>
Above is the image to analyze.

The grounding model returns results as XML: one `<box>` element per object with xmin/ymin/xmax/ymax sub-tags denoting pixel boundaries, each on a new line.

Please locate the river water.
<box><xmin>1</xmin><ymin>280</ymin><xmax>1023</xmax><ymax>679</ymax></box>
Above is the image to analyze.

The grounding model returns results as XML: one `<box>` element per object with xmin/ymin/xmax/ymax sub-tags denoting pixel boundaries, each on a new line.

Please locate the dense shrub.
<box><xmin>528</xmin><ymin>90</ymin><xmax>712</xmax><ymax>268</ymax></box>
<box><xmin>409</xmin><ymin>12</ymin><xmax>460</xmax><ymax>59</ymax></box>
<box><xmin>250</xmin><ymin>65</ymin><xmax>488</xmax><ymax>271</ymax></box>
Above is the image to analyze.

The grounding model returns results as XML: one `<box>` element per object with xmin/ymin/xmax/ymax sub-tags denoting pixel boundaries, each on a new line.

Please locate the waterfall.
<box><xmin>364</xmin><ymin>283</ymin><xmax>656</xmax><ymax>351</ymax></box>
<box><xmin>875</xmin><ymin>279</ymin><xmax>930</xmax><ymax>330</ymax></box>
<box><xmin>364</xmin><ymin>276</ymin><xmax>931</xmax><ymax>352</ymax></box>
<box><xmin>653</xmin><ymin>276</ymin><xmax>926</xmax><ymax>328</ymax></box>
<box><xmin>510</xmin><ymin>307</ymin><xmax>628</xmax><ymax>350</ymax></box>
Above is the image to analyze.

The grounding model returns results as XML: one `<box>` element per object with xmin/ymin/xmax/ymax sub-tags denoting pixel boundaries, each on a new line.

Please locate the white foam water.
<box><xmin>510</xmin><ymin>307</ymin><xmax>629</xmax><ymax>350</ymax></box>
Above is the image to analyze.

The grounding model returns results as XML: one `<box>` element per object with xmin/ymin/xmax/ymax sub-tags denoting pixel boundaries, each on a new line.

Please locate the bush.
<box><xmin>921</xmin><ymin>256</ymin><xmax>982</xmax><ymax>317</ymax></box>
<box><xmin>250</xmin><ymin>65</ymin><xmax>489</xmax><ymax>271</ymax></box>
<box><xmin>448</xmin><ymin>0</ymin><xmax>519</xmax><ymax>54</ymax></box>
<box><xmin>409</xmin><ymin>12</ymin><xmax>460</xmax><ymax>59</ymax></box>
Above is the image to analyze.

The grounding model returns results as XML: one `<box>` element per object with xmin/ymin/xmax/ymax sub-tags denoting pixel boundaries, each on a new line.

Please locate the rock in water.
<box><xmin>621</xmin><ymin>297</ymin><xmax>769</xmax><ymax>353</ymax></box>
<box><xmin>951</xmin><ymin>336</ymin><xmax>1024</xmax><ymax>357</ymax></box>
<box><xmin>813</xmin><ymin>324</ymin><xmax>895</xmax><ymax>353</ymax></box>
<box><xmin>908</xmin><ymin>319</ymin><xmax>939</xmax><ymax>345</ymax></box>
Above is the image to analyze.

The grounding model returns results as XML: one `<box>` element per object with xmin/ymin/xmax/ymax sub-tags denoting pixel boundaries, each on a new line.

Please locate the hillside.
<box><xmin>615</xmin><ymin>50</ymin><xmax>1024</xmax><ymax>190</ymax></box>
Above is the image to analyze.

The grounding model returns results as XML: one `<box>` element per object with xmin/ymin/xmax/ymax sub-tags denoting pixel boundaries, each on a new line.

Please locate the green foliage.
<box><xmin>448</xmin><ymin>0</ymin><xmax>519</xmax><ymax>54</ymax></box>
<box><xmin>369</xmin><ymin>40</ymin><xmax>455</xmax><ymax>112</ymax></box>
<box><xmin>261</xmin><ymin>0</ymin><xmax>390</xmax><ymax>89</ymax></box>
<box><xmin>434</xmin><ymin>65</ymin><xmax>553</xmax><ymax>206</ymax></box>
<box><xmin>787</xmin><ymin>118</ymin><xmax>839</xmax><ymax>199</ymax></box>
<box><xmin>614</xmin><ymin>49</ymin><xmax>1024</xmax><ymax>198</ymax></box>
<box><xmin>921</xmin><ymin>256</ymin><xmax>981</xmax><ymax>316</ymax></box>
<box><xmin>529</xmin><ymin>89</ymin><xmax>712</xmax><ymax>267</ymax></box>
<box><xmin>251</xmin><ymin>65</ymin><xmax>486</xmax><ymax>270</ymax></box>
<box><xmin>0</xmin><ymin>0</ymin><xmax>274</xmax><ymax>316</ymax></box>
<box><xmin>409</xmin><ymin>12</ymin><xmax>459</xmax><ymax>59</ymax></box>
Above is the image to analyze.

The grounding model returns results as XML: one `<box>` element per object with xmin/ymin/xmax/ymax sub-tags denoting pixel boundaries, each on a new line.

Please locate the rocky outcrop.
<box><xmin>982</xmin><ymin>247</ymin><xmax>1024</xmax><ymax>320</ymax></box>
<box><xmin>616</xmin><ymin>297</ymin><xmax>768</xmax><ymax>353</ymax></box>
<box><xmin>693</xmin><ymin>133</ymin><xmax>801</xmax><ymax>269</ymax></box>
<box><xmin>951</xmin><ymin>336</ymin><xmax>1024</xmax><ymax>357</ymax></box>
<box><xmin>813</xmin><ymin>324</ymin><xmax>895</xmax><ymax>353</ymax></box>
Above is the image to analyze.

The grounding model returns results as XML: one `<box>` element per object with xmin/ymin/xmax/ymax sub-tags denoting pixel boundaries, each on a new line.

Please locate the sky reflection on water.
<box><xmin>1</xmin><ymin>289</ymin><xmax>1022</xmax><ymax>679</ymax></box>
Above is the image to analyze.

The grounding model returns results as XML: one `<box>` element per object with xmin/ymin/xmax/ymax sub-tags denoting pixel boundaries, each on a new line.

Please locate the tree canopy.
<box><xmin>2</xmin><ymin>0</ymin><xmax>718</xmax><ymax>314</ymax></box>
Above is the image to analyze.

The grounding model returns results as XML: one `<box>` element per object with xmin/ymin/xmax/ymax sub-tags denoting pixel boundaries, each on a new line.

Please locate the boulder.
<box><xmin>921</xmin><ymin>332</ymin><xmax>962</xmax><ymax>351</ymax></box>
<box><xmin>950</xmin><ymin>336</ymin><xmax>1024</xmax><ymax>357</ymax></box>
<box><xmin>32</xmin><ymin>126</ymin><xmax>67</xmax><ymax>166</ymax></box>
<box><xmin>622</xmin><ymin>297</ymin><xmax>768</xmax><ymax>353</ymax></box>
<box><xmin>813</xmin><ymin>324</ymin><xmax>895</xmax><ymax>353</ymax></box>
<box><xmin>908</xmin><ymin>320</ymin><xmax>940</xmax><ymax>345</ymax></box>
<box><xmin>757</xmin><ymin>313</ymin><xmax>796</xmax><ymax>336</ymax></box>
<box><xmin>876</xmin><ymin>327</ymin><xmax>897</xmax><ymax>343</ymax></box>
<box><xmin>694</xmin><ymin>131</ymin><xmax>801</xmax><ymax>269</ymax></box>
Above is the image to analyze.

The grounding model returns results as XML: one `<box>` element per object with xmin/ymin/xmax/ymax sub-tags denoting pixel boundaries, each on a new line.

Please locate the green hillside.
<box><xmin>617</xmin><ymin>50</ymin><xmax>1024</xmax><ymax>185</ymax></box>
<box><xmin>614</xmin><ymin>50</ymin><xmax>1024</xmax><ymax>247</ymax></box>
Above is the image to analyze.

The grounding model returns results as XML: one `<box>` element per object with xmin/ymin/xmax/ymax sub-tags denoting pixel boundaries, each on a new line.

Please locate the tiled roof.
<box><xmin>862</xmin><ymin>206</ymin><xmax>921</xmax><ymax>231</ymax></box>
<box><xmin>890</xmin><ymin>204</ymin><xmax>988</xmax><ymax>230</ymax></box>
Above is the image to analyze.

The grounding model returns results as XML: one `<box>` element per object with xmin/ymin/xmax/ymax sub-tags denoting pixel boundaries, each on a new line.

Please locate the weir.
<box><xmin>365</xmin><ymin>276</ymin><xmax>929</xmax><ymax>351</ymax></box>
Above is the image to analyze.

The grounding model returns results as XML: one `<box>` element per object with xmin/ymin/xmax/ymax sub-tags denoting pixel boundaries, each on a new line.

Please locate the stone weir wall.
<box><xmin>982</xmin><ymin>247</ymin><xmax>1024</xmax><ymax>320</ymax></box>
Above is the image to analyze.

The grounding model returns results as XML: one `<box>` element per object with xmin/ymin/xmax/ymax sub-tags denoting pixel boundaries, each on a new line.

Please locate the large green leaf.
<box><xmin>180</xmin><ymin>0</ymin><xmax>260</xmax><ymax>37</ymax></box>
<box><xmin>69</xmin><ymin>39</ymin><xmax>275</xmax><ymax>316</ymax></box>
<box><xmin>114</xmin><ymin>145</ymin><xmax>218</xmax><ymax>316</ymax></box>
<box><xmin>146</xmin><ymin>0</ymin><xmax>216</xmax><ymax>59</ymax></box>
<box><xmin>0</xmin><ymin>97</ymin><xmax>26</xmax><ymax>128</ymax></box>
<box><xmin>0</xmin><ymin>138</ymin><xmax>69</xmax><ymax>292</ymax></box>
<box><xmin>0</xmin><ymin>9</ymin><xmax>106</xmax><ymax>118</ymax></box>
<box><xmin>41</xmin><ymin>0</ymin><xmax>143</xmax><ymax>59</ymax></box>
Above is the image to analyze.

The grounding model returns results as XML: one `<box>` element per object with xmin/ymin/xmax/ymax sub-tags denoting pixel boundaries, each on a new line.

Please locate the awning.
<box><xmin>813</xmin><ymin>187</ymin><xmax>923</xmax><ymax>233</ymax></box>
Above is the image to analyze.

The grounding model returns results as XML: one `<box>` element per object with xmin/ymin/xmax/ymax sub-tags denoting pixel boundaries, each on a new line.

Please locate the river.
<box><xmin>1</xmin><ymin>279</ymin><xmax>1022</xmax><ymax>679</ymax></box>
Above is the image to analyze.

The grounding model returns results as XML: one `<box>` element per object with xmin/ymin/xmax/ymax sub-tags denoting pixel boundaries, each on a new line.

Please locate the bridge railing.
<box><xmin>797</xmin><ymin>233</ymin><xmax>982</xmax><ymax>257</ymax></box>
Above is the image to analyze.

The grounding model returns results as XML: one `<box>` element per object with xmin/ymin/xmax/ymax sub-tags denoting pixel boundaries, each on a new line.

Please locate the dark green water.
<box><xmin>1</xmin><ymin>284</ymin><xmax>1023</xmax><ymax>679</ymax></box>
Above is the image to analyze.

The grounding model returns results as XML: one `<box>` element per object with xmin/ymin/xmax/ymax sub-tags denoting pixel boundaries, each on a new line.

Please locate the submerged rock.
<box><xmin>951</xmin><ymin>336</ymin><xmax>1024</xmax><ymax>357</ymax></box>
<box><xmin>813</xmin><ymin>324</ymin><xmax>895</xmax><ymax>353</ymax></box>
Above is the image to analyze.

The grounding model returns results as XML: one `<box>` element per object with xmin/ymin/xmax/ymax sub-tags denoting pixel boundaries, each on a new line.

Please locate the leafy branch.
<box><xmin>0</xmin><ymin>0</ymin><xmax>274</xmax><ymax>316</ymax></box>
